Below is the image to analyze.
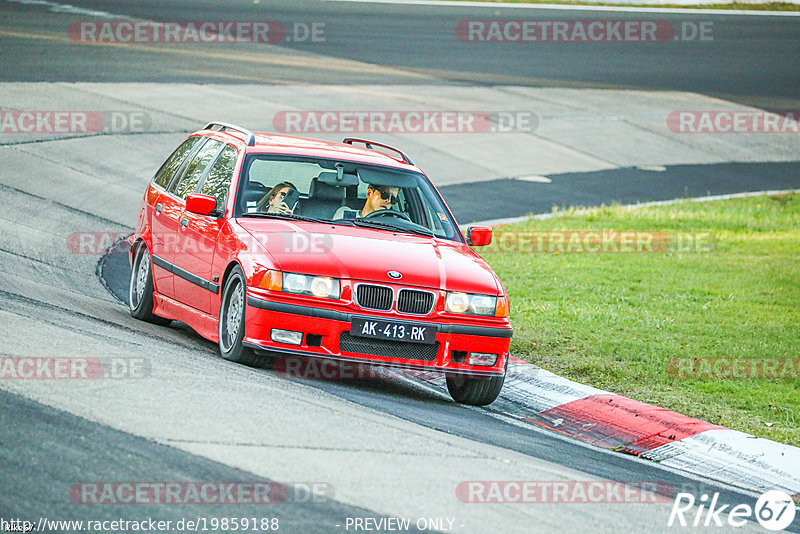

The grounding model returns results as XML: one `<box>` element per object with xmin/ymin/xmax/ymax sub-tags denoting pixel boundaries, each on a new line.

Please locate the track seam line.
<box><xmin>0</xmin><ymin>182</ymin><xmax>129</xmax><ymax>227</ymax></box>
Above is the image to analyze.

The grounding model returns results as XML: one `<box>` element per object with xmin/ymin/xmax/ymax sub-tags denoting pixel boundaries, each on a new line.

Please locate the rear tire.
<box><xmin>446</xmin><ymin>357</ymin><xmax>507</xmax><ymax>406</ymax></box>
<box><xmin>129</xmin><ymin>243</ymin><xmax>171</xmax><ymax>326</ymax></box>
<box><xmin>218</xmin><ymin>265</ymin><xmax>263</xmax><ymax>367</ymax></box>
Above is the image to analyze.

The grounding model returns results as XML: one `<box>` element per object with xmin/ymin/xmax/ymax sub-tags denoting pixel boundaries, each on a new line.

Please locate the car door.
<box><xmin>148</xmin><ymin>136</ymin><xmax>203</xmax><ymax>299</ymax></box>
<box><xmin>174</xmin><ymin>143</ymin><xmax>239</xmax><ymax>315</ymax></box>
<box><xmin>168</xmin><ymin>138</ymin><xmax>225</xmax><ymax>314</ymax></box>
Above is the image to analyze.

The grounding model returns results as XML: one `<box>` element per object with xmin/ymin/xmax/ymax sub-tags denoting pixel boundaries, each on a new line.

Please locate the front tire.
<box><xmin>446</xmin><ymin>358</ymin><xmax>507</xmax><ymax>406</ymax></box>
<box><xmin>218</xmin><ymin>265</ymin><xmax>262</xmax><ymax>367</ymax></box>
<box><xmin>129</xmin><ymin>243</ymin><xmax>171</xmax><ymax>325</ymax></box>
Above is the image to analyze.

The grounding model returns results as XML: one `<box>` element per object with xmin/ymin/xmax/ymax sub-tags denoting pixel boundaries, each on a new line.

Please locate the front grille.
<box><xmin>397</xmin><ymin>289</ymin><xmax>435</xmax><ymax>315</ymax></box>
<box><xmin>339</xmin><ymin>332</ymin><xmax>439</xmax><ymax>361</ymax></box>
<box><xmin>355</xmin><ymin>284</ymin><xmax>393</xmax><ymax>310</ymax></box>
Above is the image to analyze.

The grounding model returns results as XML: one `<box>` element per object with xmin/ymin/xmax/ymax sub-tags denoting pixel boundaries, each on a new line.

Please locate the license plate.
<box><xmin>350</xmin><ymin>318</ymin><xmax>437</xmax><ymax>345</ymax></box>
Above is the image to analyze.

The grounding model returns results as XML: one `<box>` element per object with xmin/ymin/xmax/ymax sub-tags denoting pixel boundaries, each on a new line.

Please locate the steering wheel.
<box><xmin>363</xmin><ymin>208</ymin><xmax>412</xmax><ymax>222</ymax></box>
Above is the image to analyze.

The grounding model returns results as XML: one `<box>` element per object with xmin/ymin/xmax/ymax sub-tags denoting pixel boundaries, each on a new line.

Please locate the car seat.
<box><xmin>300</xmin><ymin>178</ymin><xmax>345</xmax><ymax>219</ymax></box>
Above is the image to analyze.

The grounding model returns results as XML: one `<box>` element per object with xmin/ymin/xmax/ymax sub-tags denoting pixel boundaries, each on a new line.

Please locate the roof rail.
<box><xmin>342</xmin><ymin>138</ymin><xmax>413</xmax><ymax>165</ymax></box>
<box><xmin>204</xmin><ymin>121</ymin><xmax>255</xmax><ymax>146</ymax></box>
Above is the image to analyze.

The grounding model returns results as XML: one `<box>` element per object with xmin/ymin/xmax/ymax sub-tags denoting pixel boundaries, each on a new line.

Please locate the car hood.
<box><xmin>237</xmin><ymin>219</ymin><xmax>501</xmax><ymax>295</ymax></box>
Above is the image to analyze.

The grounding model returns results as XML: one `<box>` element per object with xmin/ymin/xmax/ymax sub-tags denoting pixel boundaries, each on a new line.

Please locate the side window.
<box><xmin>173</xmin><ymin>140</ymin><xmax>223</xmax><ymax>200</ymax></box>
<box><xmin>200</xmin><ymin>144</ymin><xmax>238</xmax><ymax>208</ymax></box>
<box><xmin>153</xmin><ymin>136</ymin><xmax>201</xmax><ymax>189</ymax></box>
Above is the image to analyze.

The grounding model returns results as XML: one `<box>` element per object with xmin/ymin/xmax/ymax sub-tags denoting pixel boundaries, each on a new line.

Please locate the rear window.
<box><xmin>152</xmin><ymin>136</ymin><xmax>201</xmax><ymax>189</ymax></box>
<box><xmin>247</xmin><ymin>159</ymin><xmax>322</xmax><ymax>198</ymax></box>
<box><xmin>172</xmin><ymin>140</ymin><xmax>223</xmax><ymax>200</ymax></box>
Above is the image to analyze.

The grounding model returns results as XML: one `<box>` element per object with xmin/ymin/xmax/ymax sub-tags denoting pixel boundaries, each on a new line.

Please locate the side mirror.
<box><xmin>466</xmin><ymin>226</ymin><xmax>492</xmax><ymax>246</ymax></box>
<box><xmin>186</xmin><ymin>193</ymin><xmax>217</xmax><ymax>216</ymax></box>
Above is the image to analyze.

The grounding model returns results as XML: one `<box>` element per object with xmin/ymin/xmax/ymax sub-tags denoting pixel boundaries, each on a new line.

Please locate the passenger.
<box><xmin>257</xmin><ymin>181</ymin><xmax>296</xmax><ymax>214</ymax></box>
<box><xmin>334</xmin><ymin>184</ymin><xmax>400</xmax><ymax>219</ymax></box>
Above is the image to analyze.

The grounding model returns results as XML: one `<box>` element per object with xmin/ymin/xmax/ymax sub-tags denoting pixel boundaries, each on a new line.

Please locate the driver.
<box><xmin>334</xmin><ymin>184</ymin><xmax>399</xmax><ymax>219</ymax></box>
<box><xmin>361</xmin><ymin>184</ymin><xmax>399</xmax><ymax>217</ymax></box>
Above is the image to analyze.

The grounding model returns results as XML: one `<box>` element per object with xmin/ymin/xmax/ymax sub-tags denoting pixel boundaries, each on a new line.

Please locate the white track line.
<box><xmin>323</xmin><ymin>0</ymin><xmax>800</xmax><ymax>16</ymax></box>
<box><xmin>468</xmin><ymin>189</ymin><xmax>800</xmax><ymax>227</ymax></box>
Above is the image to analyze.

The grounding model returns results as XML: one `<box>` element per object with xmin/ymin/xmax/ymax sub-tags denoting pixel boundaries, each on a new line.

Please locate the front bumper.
<box><xmin>244</xmin><ymin>293</ymin><xmax>512</xmax><ymax>377</ymax></box>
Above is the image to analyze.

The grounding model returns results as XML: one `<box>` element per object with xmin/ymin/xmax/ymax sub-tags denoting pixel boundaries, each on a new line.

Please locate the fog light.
<box><xmin>271</xmin><ymin>329</ymin><xmax>303</xmax><ymax>345</ymax></box>
<box><xmin>468</xmin><ymin>352</ymin><xmax>498</xmax><ymax>366</ymax></box>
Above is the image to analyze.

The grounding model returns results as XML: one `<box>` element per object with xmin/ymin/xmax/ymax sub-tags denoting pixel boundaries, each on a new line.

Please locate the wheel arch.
<box><xmin>219</xmin><ymin>260</ymin><xmax>246</xmax><ymax>300</ymax></box>
<box><xmin>128</xmin><ymin>226</ymin><xmax>153</xmax><ymax>266</ymax></box>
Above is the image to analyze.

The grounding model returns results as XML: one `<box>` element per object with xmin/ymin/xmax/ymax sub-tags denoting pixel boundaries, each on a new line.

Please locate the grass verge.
<box><xmin>483</xmin><ymin>193</ymin><xmax>800</xmax><ymax>445</ymax></box>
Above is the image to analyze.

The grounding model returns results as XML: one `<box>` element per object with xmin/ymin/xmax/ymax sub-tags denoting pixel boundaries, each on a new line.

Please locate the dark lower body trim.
<box><xmin>246</xmin><ymin>296</ymin><xmax>513</xmax><ymax>339</ymax></box>
<box><xmin>152</xmin><ymin>254</ymin><xmax>219</xmax><ymax>294</ymax></box>
<box><xmin>242</xmin><ymin>341</ymin><xmax>504</xmax><ymax>377</ymax></box>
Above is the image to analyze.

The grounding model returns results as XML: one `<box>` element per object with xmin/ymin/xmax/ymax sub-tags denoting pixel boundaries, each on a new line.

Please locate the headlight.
<box><xmin>259</xmin><ymin>270</ymin><xmax>340</xmax><ymax>299</ymax></box>
<box><xmin>283</xmin><ymin>273</ymin><xmax>340</xmax><ymax>299</ymax></box>
<box><xmin>445</xmin><ymin>292</ymin><xmax>497</xmax><ymax>316</ymax></box>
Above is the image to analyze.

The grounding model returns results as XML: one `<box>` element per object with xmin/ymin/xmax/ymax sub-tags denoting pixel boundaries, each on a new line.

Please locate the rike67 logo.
<box><xmin>668</xmin><ymin>490</ymin><xmax>796</xmax><ymax>530</ymax></box>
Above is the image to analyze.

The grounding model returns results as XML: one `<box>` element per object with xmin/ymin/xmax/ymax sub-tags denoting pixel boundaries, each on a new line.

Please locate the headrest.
<box><xmin>309</xmin><ymin>178</ymin><xmax>345</xmax><ymax>201</ymax></box>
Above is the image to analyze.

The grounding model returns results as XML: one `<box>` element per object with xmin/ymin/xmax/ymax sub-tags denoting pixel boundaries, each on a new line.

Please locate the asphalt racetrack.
<box><xmin>1</xmin><ymin>0</ymin><xmax>798</xmax><ymax>532</ymax></box>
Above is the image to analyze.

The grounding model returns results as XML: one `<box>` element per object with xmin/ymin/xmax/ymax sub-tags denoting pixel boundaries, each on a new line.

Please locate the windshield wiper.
<box><xmin>240</xmin><ymin>212</ymin><xmax>328</xmax><ymax>224</ymax></box>
<box><xmin>351</xmin><ymin>219</ymin><xmax>434</xmax><ymax>237</ymax></box>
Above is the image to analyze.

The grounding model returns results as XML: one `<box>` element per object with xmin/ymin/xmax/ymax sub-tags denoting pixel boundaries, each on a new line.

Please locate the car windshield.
<box><xmin>234</xmin><ymin>155</ymin><xmax>462</xmax><ymax>242</ymax></box>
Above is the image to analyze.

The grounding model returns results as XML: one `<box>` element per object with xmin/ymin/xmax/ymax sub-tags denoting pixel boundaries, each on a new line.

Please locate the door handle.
<box><xmin>155</xmin><ymin>203</ymin><xmax>163</xmax><ymax>213</ymax></box>
<box><xmin>180</xmin><ymin>218</ymin><xmax>189</xmax><ymax>227</ymax></box>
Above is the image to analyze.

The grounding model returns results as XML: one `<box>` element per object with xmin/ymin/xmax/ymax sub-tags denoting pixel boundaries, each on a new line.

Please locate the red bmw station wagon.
<box><xmin>129</xmin><ymin>122</ymin><xmax>512</xmax><ymax>405</ymax></box>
